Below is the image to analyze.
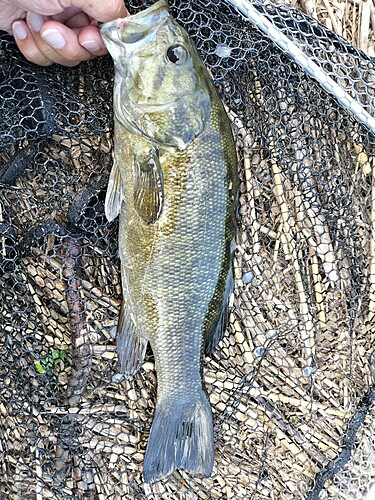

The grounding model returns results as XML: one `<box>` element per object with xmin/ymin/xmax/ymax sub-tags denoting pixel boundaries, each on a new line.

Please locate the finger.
<box><xmin>25</xmin><ymin>13</ymin><xmax>105</xmax><ymax>66</ymax></box>
<box><xmin>78</xmin><ymin>24</ymin><xmax>108</xmax><ymax>54</ymax></box>
<box><xmin>10</xmin><ymin>1</ymin><xmax>70</xmax><ymax>17</ymax></box>
<box><xmin>50</xmin><ymin>7</ymin><xmax>88</xmax><ymax>26</ymax></box>
<box><xmin>41</xmin><ymin>22</ymin><xmax>107</xmax><ymax>63</ymax></box>
<box><xmin>12</xmin><ymin>20</ymin><xmax>53</xmax><ymax>66</ymax></box>
<box><xmin>64</xmin><ymin>12</ymin><xmax>91</xmax><ymax>29</ymax></box>
<box><xmin>0</xmin><ymin>5</ymin><xmax>25</xmax><ymax>32</ymax></box>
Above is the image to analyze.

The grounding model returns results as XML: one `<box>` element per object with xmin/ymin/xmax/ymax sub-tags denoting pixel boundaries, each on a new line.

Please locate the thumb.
<box><xmin>70</xmin><ymin>0</ymin><xmax>128</xmax><ymax>22</ymax></box>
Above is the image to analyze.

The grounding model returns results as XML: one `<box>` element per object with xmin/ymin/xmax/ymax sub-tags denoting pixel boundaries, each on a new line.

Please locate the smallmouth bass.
<box><xmin>101</xmin><ymin>0</ymin><xmax>238</xmax><ymax>483</ymax></box>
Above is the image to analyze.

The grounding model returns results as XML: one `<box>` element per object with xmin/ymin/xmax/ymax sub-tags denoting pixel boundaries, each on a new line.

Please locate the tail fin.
<box><xmin>143</xmin><ymin>392</ymin><xmax>214</xmax><ymax>483</ymax></box>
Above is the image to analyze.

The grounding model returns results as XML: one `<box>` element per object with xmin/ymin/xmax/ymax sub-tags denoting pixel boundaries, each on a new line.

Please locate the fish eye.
<box><xmin>166</xmin><ymin>45</ymin><xmax>188</xmax><ymax>64</ymax></box>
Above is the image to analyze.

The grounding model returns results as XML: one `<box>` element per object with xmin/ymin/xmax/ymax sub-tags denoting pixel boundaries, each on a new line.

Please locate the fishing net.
<box><xmin>1</xmin><ymin>0</ymin><xmax>374</xmax><ymax>498</ymax></box>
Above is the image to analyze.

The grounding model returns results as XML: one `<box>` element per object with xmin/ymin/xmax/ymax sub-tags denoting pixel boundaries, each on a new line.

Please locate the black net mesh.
<box><xmin>1</xmin><ymin>1</ymin><xmax>374</xmax><ymax>498</ymax></box>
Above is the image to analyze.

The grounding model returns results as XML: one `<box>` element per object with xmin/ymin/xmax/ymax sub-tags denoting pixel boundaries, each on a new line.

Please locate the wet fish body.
<box><xmin>101</xmin><ymin>0</ymin><xmax>237</xmax><ymax>483</ymax></box>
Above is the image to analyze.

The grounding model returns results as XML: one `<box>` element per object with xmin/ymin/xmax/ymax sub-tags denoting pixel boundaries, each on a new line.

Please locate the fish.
<box><xmin>100</xmin><ymin>0</ymin><xmax>238</xmax><ymax>483</ymax></box>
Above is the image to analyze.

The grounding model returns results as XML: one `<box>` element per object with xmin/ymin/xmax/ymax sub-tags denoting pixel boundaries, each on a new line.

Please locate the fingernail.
<box><xmin>27</xmin><ymin>12</ymin><xmax>44</xmax><ymax>32</ymax></box>
<box><xmin>81</xmin><ymin>40</ymin><xmax>101</xmax><ymax>52</ymax></box>
<box><xmin>41</xmin><ymin>28</ymin><xmax>66</xmax><ymax>49</ymax></box>
<box><xmin>12</xmin><ymin>21</ymin><xmax>28</xmax><ymax>41</ymax></box>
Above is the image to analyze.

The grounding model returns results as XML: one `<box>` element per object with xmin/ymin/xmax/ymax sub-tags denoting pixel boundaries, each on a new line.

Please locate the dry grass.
<box><xmin>279</xmin><ymin>0</ymin><xmax>375</xmax><ymax>55</ymax></box>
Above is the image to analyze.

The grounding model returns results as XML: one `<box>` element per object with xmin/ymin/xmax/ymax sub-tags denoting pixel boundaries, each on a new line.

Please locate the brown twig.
<box><xmin>55</xmin><ymin>236</ymin><xmax>94</xmax><ymax>486</ymax></box>
<box><xmin>63</xmin><ymin>236</ymin><xmax>92</xmax><ymax>407</ymax></box>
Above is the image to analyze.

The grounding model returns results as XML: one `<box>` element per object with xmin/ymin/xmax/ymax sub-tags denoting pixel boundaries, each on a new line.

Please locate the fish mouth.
<box><xmin>100</xmin><ymin>0</ymin><xmax>169</xmax><ymax>47</ymax></box>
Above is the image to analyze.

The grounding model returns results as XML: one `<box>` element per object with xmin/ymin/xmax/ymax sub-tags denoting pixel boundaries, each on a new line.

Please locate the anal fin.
<box><xmin>117</xmin><ymin>300</ymin><xmax>147</xmax><ymax>375</ymax></box>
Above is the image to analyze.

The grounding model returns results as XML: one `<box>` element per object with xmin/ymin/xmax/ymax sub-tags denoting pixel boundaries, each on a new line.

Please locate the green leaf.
<box><xmin>34</xmin><ymin>360</ymin><xmax>46</xmax><ymax>374</ymax></box>
<box><xmin>34</xmin><ymin>349</ymin><xmax>69</xmax><ymax>375</ymax></box>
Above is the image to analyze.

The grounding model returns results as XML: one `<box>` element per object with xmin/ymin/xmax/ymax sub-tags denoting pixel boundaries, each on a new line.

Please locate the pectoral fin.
<box><xmin>105</xmin><ymin>159</ymin><xmax>123</xmax><ymax>222</ymax></box>
<box><xmin>134</xmin><ymin>147</ymin><xmax>164</xmax><ymax>224</ymax></box>
<box><xmin>117</xmin><ymin>300</ymin><xmax>148</xmax><ymax>375</ymax></box>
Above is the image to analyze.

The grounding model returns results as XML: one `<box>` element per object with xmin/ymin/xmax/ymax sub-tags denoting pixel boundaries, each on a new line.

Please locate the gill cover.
<box><xmin>100</xmin><ymin>0</ymin><xmax>212</xmax><ymax>149</ymax></box>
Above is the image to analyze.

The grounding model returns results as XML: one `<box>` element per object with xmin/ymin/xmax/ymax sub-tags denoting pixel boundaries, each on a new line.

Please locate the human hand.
<box><xmin>0</xmin><ymin>0</ymin><xmax>128</xmax><ymax>66</ymax></box>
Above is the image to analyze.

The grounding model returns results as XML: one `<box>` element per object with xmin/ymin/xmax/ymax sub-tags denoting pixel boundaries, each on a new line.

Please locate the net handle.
<box><xmin>225</xmin><ymin>0</ymin><xmax>375</xmax><ymax>135</ymax></box>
